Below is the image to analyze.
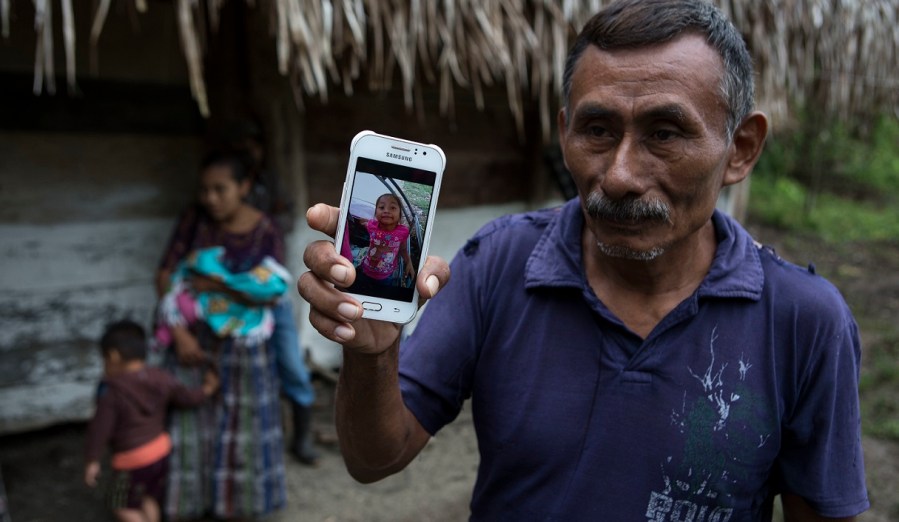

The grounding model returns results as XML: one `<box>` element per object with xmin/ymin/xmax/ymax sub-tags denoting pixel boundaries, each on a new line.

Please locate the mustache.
<box><xmin>585</xmin><ymin>193</ymin><xmax>671</xmax><ymax>224</ymax></box>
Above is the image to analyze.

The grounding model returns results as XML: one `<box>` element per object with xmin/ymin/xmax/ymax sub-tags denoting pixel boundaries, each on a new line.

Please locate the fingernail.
<box><xmin>426</xmin><ymin>275</ymin><xmax>439</xmax><ymax>297</ymax></box>
<box><xmin>337</xmin><ymin>302</ymin><xmax>359</xmax><ymax>320</ymax></box>
<box><xmin>334</xmin><ymin>325</ymin><xmax>354</xmax><ymax>342</ymax></box>
<box><xmin>331</xmin><ymin>264</ymin><xmax>349</xmax><ymax>283</ymax></box>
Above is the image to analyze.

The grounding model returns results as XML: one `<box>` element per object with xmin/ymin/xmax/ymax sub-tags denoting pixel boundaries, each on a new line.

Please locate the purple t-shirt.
<box><xmin>399</xmin><ymin>199</ymin><xmax>868</xmax><ymax>521</ymax></box>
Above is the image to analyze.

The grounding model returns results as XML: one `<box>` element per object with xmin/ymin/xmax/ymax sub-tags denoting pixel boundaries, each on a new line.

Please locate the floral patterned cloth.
<box><xmin>361</xmin><ymin>219</ymin><xmax>410</xmax><ymax>280</ymax></box>
<box><xmin>156</xmin><ymin>247</ymin><xmax>290</xmax><ymax>345</ymax></box>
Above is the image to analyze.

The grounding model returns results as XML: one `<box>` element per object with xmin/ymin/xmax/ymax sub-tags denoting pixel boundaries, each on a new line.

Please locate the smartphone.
<box><xmin>333</xmin><ymin>130</ymin><xmax>446</xmax><ymax>323</ymax></box>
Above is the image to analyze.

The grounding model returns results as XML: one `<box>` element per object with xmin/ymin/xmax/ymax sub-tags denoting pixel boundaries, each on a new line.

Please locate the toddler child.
<box><xmin>352</xmin><ymin>193</ymin><xmax>415</xmax><ymax>289</ymax></box>
<box><xmin>84</xmin><ymin>319</ymin><xmax>218</xmax><ymax>522</ymax></box>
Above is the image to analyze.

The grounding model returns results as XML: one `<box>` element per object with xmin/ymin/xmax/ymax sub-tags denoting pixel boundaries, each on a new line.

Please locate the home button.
<box><xmin>362</xmin><ymin>302</ymin><xmax>382</xmax><ymax>312</ymax></box>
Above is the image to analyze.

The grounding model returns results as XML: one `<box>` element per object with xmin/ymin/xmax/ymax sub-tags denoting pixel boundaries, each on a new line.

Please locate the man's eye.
<box><xmin>652</xmin><ymin>129</ymin><xmax>678</xmax><ymax>141</ymax></box>
<box><xmin>588</xmin><ymin>125</ymin><xmax>609</xmax><ymax>138</ymax></box>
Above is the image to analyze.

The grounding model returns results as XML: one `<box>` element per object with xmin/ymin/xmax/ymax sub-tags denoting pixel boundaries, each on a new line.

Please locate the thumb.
<box><xmin>416</xmin><ymin>255</ymin><xmax>450</xmax><ymax>301</ymax></box>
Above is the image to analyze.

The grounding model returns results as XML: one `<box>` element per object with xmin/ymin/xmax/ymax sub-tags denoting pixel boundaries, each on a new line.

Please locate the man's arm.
<box><xmin>298</xmin><ymin>204</ymin><xmax>449</xmax><ymax>482</ymax></box>
<box><xmin>335</xmin><ymin>339</ymin><xmax>431</xmax><ymax>482</ymax></box>
<box><xmin>782</xmin><ymin>493</ymin><xmax>856</xmax><ymax>522</ymax></box>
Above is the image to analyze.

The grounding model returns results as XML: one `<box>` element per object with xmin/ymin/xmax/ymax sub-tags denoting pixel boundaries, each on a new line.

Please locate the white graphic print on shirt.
<box><xmin>646</xmin><ymin>325</ymin><xmax>773</xmax><ymax>521</ymax></box>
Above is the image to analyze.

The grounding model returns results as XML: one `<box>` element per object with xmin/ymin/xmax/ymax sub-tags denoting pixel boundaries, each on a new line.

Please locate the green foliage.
<box><xmin>748</xmin><ymin>175</ymin><xmax>899</xmax><ymax>242</ymax></box>
<box><xmin>749</xmin><ymin>114</ymin><xmax>899</xmax><ymax>243</ymax></box>
<box><xmin>836</xmin><ymin>116</ymin><xmax>899</xmax><ymax>196</ymax></box>
<box><xmin>809</xmin><ymin>194</ymin><xmax>899</xmax><ymax>242</ymax></box>
<box><xmin>401</xmin><ymin>181</ymin><xmax>434</xmax><ymax>212</ymax></box>
<box><xmin>747</xmin><ymin>175</ymin><xmax>809</xmax><ymax>230</ymax></box>
<box><xmin>398</xmin><ymin>180</ymin><xmax>434</xmax><ymax>224</ymax></box>
<box><xmin>859</xmin><ymin>331</ymin><xmax>899</xmax><ymax>441</ymax></box>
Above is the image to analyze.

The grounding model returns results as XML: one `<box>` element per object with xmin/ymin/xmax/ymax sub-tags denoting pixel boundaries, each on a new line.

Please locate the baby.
<box><xmin>154</xmin><ymin>246</ymin><xmax>291</xmax><ymax>359</ymax></box>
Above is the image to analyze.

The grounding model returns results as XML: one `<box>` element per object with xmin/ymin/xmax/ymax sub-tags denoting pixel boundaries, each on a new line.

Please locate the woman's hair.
<box><xmin>561</xmin><ymin>0</ymin><xmax>754</xmax><ymax>140</ymax></box>
<box><xmin>100</xmin><ymin>319</ymin><xmax>147</xmax><ymax>361</ymax></box>
<box><xmin>200</xmin><ymin>149</ymin><xmax>251</xmax><ymax>183</ymax></box>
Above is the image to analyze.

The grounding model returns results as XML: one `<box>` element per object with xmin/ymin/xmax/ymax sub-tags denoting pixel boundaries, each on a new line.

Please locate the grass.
<box><xmin>748</xmin><ymin>175</ymin><xmax>899</xmax><ymax>243</ymax></box>
<box><xmin>858</xmin><ymin>329</ymin><xmax>899</xmax><ymax>440</ymax></box>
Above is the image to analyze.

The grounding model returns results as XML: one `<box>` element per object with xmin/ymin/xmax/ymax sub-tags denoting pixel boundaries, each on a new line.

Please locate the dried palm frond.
<box><xmin>9</xmin><ymin>0</ymin><xmax>899</xmax><ymax>139</ymax></box>
<box><xmin>176</xmin><ymin>0</ymin><xmax>209</xmax><ymax>116</ymax></box>
<box><xmin>2</xmin><ymin>0</ymin><xmax>10</xmax><ymax>38</ymax></box>
<box><xmin>60</xmin><ymin>0</ymin><xmax>75</xmax><ymax>91</ymax></box>
<box><xmin>32</xmin><ymin>0</ymin><xmax>56</xmax><ymax>95</ymax></box>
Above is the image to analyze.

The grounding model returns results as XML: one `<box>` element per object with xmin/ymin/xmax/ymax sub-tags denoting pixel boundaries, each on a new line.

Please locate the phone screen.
<box><xmin>339</xmin><ymin>157</ymin><xmax>438</xmax><ymax>303</ymax></box>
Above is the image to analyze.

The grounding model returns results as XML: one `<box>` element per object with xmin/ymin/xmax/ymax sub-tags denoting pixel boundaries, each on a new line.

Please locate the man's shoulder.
<box><xmin>754</xmin><ymin>242</ymin><xmax>852</xmax><ymax>319</ymax></box>
<box><xmin>462</xmin><ymin>205</ymin><xmax>564</xmax><ymax>256</ymax></box>
<box><xmin>713</xmin><ymin>212</ymin><xmax>849</xmax><ymax>313</ymax></box>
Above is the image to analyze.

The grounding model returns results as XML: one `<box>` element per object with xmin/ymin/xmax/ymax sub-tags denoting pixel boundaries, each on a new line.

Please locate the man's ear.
<box><xmin>723</xmin><ymin>111</ymin><xmax>768</xmax><ymax>186</ymax></box>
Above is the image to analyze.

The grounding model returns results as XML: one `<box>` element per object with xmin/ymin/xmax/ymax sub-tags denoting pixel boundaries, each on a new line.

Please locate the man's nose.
<box><xmin>601</xmin><ymin>139</ymin><xmax>647</xmax><ymax>199</ymax></box>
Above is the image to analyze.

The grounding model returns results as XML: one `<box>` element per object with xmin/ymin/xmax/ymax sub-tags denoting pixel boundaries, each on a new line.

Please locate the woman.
<box><xmin>156</xmin><ymin>150</ymin><xmax>286</xmax><ymax>520</ymax></box>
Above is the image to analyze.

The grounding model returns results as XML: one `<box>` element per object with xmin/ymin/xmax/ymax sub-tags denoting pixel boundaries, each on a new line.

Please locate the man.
<box><xmin>299</xmin><ymin>0</ymin><xmax>869</xmax><ymax>519</ymax></box>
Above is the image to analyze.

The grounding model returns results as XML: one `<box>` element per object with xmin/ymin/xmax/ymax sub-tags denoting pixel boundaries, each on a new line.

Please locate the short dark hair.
<box><xmin>200</xmin><ymin>149</ymin><xmax>251</xmax><ymax>183</ymax></box>
<box><xmin>100</xmin><ymin>320</ymin><xmax>147</xmax><ymax>362</ymax></box>
<box><xmin>561</xmin><ymin>0</ymin><xmax>754</xmax><ymax>139</ymax></box>
<box><xmin>376</xmin><ymin>193</ymin><xmax>402</xmax><ymax>207</ymax></box>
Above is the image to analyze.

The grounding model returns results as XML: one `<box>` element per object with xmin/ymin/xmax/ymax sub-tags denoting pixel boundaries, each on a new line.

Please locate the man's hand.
<box><xmin>297</xmin><ymin>203</ymin><xmax>450</xmax><ymax>353</ymax></box>
<box><xmin>299</xmin><ymin>203</ymin><xmax>446</xmax><ymax>482</ymax></box>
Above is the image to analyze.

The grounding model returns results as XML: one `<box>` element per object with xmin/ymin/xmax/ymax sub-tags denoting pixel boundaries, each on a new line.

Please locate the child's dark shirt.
<box><xmin>84</xmin><ymin>367</ymin><xmax>207</xmax><ymax>462</ymax></box>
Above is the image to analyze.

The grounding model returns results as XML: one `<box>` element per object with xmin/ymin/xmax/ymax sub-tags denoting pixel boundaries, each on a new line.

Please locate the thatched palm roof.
<box><xmin>9</xmin><ymin>0</ymin><xmax>899</xmax><ymax>139</ymax></box>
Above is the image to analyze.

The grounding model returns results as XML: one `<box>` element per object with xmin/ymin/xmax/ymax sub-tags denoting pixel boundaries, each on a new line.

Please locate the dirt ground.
<box><xmin>1</xmin><ymin>223</ymin><xmax>897</xmax><ymax>522</ymax></box>
<box><xmin>0</xmin><ymin>379</ymin><xmax>480</xmax><ymax>522</ymax></box>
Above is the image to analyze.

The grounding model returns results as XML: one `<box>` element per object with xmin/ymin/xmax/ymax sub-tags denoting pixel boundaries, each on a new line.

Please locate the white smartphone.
<box><xmin>333</xmin><ymin>130</ymin><xmax>446</xmax><ymax>323</ymax></box>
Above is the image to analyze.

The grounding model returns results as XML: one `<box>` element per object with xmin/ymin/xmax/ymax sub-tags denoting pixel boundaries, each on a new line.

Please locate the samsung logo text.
<box><xmin>386</xmin><ymin>152</ymin><xmax>412</xmax><ymax>162</ymax></box>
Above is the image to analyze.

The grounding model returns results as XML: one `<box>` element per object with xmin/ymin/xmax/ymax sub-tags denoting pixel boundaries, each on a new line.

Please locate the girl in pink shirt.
<box><xmin>359</xmin><ymin>193</ymin><xmax>415</xmax><ymax>287</ymax></box>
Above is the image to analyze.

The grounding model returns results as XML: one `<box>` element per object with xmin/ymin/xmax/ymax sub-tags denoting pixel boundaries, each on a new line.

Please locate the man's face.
<box><xmin>559</xmin><ymin>34</ymin><xmax>739</xmax><ymax>260</ymax></box>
